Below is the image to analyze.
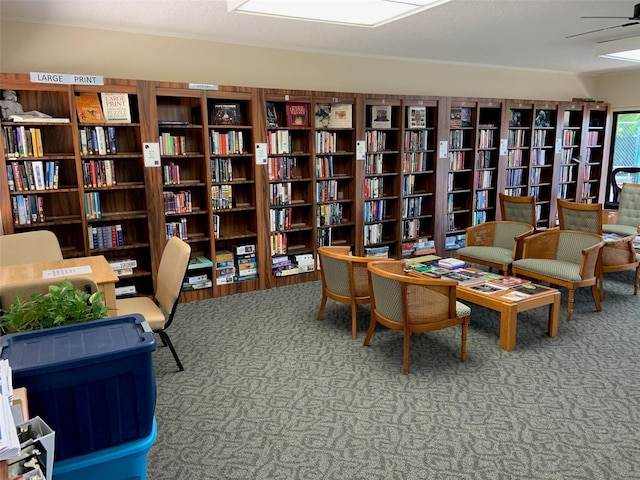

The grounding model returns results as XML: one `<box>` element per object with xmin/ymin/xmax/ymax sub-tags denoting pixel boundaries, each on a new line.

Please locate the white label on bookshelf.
<box><xmin>555</xmin><ymin>138</ymin><xmax>562</xmax><ymax>154</ymax></box>
<box><xmin>189</xmin><ymin>83</ymin><xmax>219</xmax><ymax>90</ymax></box>
<box><xmin>143</xmin><ymin>142</ymin><xmax>161</xmax><ymax>167</ymax></box>
<box><xmin>439</xmin><ymin>140</ymin><xmax>448</xmax><ymax>159</ymax></box>
<box><xmin>499</xmin><ymin>139</ymin><xmax>508</xmax><ymax>156</ymax></box>
<box><xmin>356</xmin><ymin>141</ymin><xmax>366</xmax><ymax>160</ymax></box>
<box><xmin>30</xmin><ymin>72</ymin><xmax>104</xmax><ymax>85</ymax></box>
<box><xmin>255</xmin><ymin>143</ymin><xmax>268</xmax><ymax>165</ymax></box>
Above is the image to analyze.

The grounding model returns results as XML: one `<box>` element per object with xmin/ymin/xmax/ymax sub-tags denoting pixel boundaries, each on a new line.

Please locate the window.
<box><xmin>606</xmin><ymin>111</ymin><xmax>640</xmax><ymax>206</ymax></box>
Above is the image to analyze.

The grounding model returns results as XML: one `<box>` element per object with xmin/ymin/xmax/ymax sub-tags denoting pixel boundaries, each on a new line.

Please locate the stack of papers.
<box><xmin>0</xmin><ymin>359</ymin><xmax>20</xmax><ymax>461</ymax></box>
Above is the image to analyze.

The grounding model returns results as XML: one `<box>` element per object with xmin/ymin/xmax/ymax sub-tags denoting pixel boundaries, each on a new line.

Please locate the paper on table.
<box><xmin>42</xmin><ymin>265</ymin><xmax>92</xmax><ymax>278</ymax></box>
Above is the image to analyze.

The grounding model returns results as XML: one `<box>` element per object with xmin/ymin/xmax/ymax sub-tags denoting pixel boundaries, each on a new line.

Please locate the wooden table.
<box><xmin>0</xmin><ymin>256</ymin><xmax>119</xmax><ymax>311</ymax></box>
<box><xmin>456</xmin><ymin>282</ymin><xmax>560</xmax><ymax>351</ymax></box>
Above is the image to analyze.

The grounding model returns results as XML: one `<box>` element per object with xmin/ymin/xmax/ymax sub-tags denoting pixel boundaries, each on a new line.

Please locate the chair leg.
<box><xmin>567</xmin><ymin>288</ymin><xmax>575</xmax><ymax>321</ymax></box>
<box><xmin>158</xmin><ymin>330</ymin><xmax>184</xmax><ymax>372</ymax></box>
<box><xmin>402</xmin><ymin>330</ymin><xmax>410</xmax><ymax>374</ymax></box>
<box><xmin>599</xmin><ymin>271</ymin><xmax>605</xmax><ymax>301</ymax></box>
<box><xmin>316</xmin><ymin>292</ymin><xmax>328</xmax><ymax>320</ymax></box>
<box><xmin>635</xmin><ymin>267</ymin><xmax>639</xmax><ymax>296</ymax></box>
<box><xmin>461</xmin><ymin>318</ymin><xmax>469</xmax><ymax>362</ymax></box>
<box><xmin>591</xmin><ymin>284</ymin><xmax>602</xmax><ymax>312</ymax></box>
<box><xmin>351</xmin><ymin>304</ymin><xmax>358</xmax><ymax>340</ymax></box>
<box><xmin>363</xmin><ymin>312</ymin><xmax>377</xmax><ymax>346</ymax></box>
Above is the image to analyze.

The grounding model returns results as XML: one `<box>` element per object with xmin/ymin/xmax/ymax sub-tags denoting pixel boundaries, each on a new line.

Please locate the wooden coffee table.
<box><xmin>456</xmin><ymin>281</ymin><xmax>560</xmax><ymax>351</ymax></box>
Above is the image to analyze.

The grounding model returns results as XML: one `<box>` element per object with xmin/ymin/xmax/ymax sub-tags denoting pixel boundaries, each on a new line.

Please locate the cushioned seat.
<box><xmin>456</xmin><ymin>221</ymin><xmax>534</xmax><ymax>275</ymax></box>
<box><xmin>512</xmin><ymin>230</ymin><xmax>604</xmax><ymax>321</ymax></box>
<box><xmin>603</xmin><ymin>183</ymin><xmax>640</xmax><ymax>237</ymax></box>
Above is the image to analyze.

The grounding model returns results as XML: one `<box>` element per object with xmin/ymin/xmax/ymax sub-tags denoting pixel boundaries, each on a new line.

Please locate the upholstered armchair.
<box><xmin>557</xmin><ymin>199</ymin><xmax>603</xmax><ymax>234</ymax></box>
<box><xmin>599</xmin><ymin>235</ymin><xmax>640</xmax><ymax>300</ymax></box>
<box><xmin>364</xmin><ymin>260</ymin><xmax>470</xmax><ymax>374</ymax></box>
<box><xmin>316</xmin><ymin>246</ymin><xmax>379</xmax><ymax>339</ymax></box>
<box><xmin>499</xmin><ymin>193</ymin><xmax>536</xmax><ymax>227</ymax></box>
<box><xmin>603</xmin><ymin>183</ymin><xmax>640</xmax><ymax>236</ymax></box>
<box><xmin>455</xmin><ymin>221</ymin><xmax>534</xmax><ymax>275</ymax></box>
<box><xmin>511</xmin><ymin>230</ymin><xmax>605</xmax><ymax>321</ymax></box>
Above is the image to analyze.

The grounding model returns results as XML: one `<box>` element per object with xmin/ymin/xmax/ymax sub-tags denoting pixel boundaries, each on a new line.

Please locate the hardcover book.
<box><xmin>450</xmin><ymin>107</ymin><xmax>471</xmax><ymax>127</ymax></box>
<box><xmin>75</xmin><ymin>93</ymin><xmax>105</xmax><ymax>124</ymax></box>
<box><xmin>266</xmin><ymin>102</ymin><xmax>279</xmax><ymax>127</ymax></box>
<box><xmin>211</xmin><ymin>102</ymin><xmax>242</xmax><ymax>125</ymax></box>
<box><xmin>285</xmin><ymin>102</ymin><xmax>308</xmax><ymax>128</ymax></box>
<box><xmin>371</xmin><ymin>105</ymin><xmax>391</xmax><ymax>128</ymax></box>
<box><xmin>100</xmin><ymin>93</ymin><xmax>131</xmax><ymax>123</ymax></box>
<box><xmin>330</xmin><ymin>103</ymin><xmax>352</xmax><ymax>128</ymax></box>
<box><xmin>315</xmin><ymin>103</ymin><xmax>332</xmax><ymax>128</ymax></box>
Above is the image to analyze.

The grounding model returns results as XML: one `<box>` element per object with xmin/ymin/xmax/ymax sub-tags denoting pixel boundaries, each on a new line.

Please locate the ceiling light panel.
<box><xmin>597</xmin><ymin>37</ymin><xmax>640</xmax><ymax>64</ymax></box>
<box><xmin>227</xmin><ymin>0</ymin><xmax>451</xmax><ymax>27</ymax></box>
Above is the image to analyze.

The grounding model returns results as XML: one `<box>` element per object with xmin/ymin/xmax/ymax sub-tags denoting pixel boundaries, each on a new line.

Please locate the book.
<box><xmin>441</xmin><ymin>269</ymin><xmax>486</xmax><ymax>286</ymax></box>
<box><xmin>437</xmin><ymin>258</ymin><xmax>466</xmax><ymax>269</ymax></box>
<box><xmin>468</xmin><ymin>283</ymin><xmax>508</xmax><ymax>294</ymax></box>
<box><xmin>315</xmin><ymin>103</ymin><xmax>332</xmax><ymax>128</ymax></box>
<box><xmin>407</xmin><ymin>106</ymin><xmax>426</xmax><ymax>128</ymax></box>
<box><xmin>266</xmin><ymin>102</ymin><xmax>279</xmax><ymax>127</ymax></box>
<box><xmin>450</xmin><ymin>107</ymin><xmax>471</xmax><ymax>127</ymax></box>
<box><xmin>285</xmin><ymin>102</ymin><xmax>308</xmax><ymax>128</ymax></box>
<box><xmin>371</xmin><ymin>105</ymin><xmax>391</xmax><ymax>128</ymax></box>
<box><xmin>100</xmin><ymin>93</ymin><xmax>131</xmax><ymax>123</ymax></box>
<box><xmin>75</xmin><ymin>93</ymin><xmax>105</xmax><ymax>123</ymax></box>
<box><xmin>211</xmin><ymin>102</ymin><xmax>242</xmax><ymax>125</ymax></box>
<box><xmin>188</xmin><ymin>256</ymin><xmax>214</xmax><ymax>270</ymax></box>
<box><xmin>512</xmin><ymin>283</ymin><xmax>550</xmax><ymax>295</ymax></box>
<box><xmin>330</xmin><ymin>103</ymin><xmax>352</xmax><ymax>128</ymax></box>
<box><xmin>500</xmin><ymin>291</ymin><xmax>531</xmax><ymax>302</ymax></box>
<box><xmin>488</xmin><ymin>276</ymin><xmax>530</xmax><ymax>289</ymax></box>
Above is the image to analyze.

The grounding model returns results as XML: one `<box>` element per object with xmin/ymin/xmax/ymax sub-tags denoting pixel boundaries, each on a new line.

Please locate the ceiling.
<box><xmin>2</xmin><ymin>0</ymin><xmax>640</xmax><ymax>75</ymax></box>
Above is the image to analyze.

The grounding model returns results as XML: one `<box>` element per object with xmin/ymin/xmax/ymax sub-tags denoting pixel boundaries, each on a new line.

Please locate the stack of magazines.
<box><xmin>0</xmin><ymin>359</ymin><xmax>20</xmax><ymax>461</ymax></box>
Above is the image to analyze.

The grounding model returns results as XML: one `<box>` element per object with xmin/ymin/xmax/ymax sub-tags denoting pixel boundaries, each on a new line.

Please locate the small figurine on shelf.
<box><xmin>0</xmin><ymin>89</ymin><xmax>67</xmax><ymax>122</ymax></box>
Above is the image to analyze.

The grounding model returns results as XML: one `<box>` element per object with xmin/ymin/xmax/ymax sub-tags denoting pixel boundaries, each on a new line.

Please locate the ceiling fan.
<box><xmin>566</xmin><ymin>2</ymin><xmax>640</xmax><ymax>38</ymax></box>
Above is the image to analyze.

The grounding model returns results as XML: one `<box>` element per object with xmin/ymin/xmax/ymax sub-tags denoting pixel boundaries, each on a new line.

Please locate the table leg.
<box><xmin>548</xmin><ymin>291</ymin><xmax>560</xmax><ymax>337</ymax></box>
<box><xmin>499</xmin><ymin>303</ymin><xmax>518</xmax><ymax>351</ymax></box>
<box><xmin>99</xmin><ymin>282</ymin><xmax>117</xmax><ymax>314</ymax></box>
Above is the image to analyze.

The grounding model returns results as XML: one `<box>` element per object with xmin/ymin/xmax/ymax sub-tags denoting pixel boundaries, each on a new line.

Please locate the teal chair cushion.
<box><xmin>457</xmin><ymin>246</ymin><xmax>513</xmax><ymax>265</ymax></box>
<box><xmin>512</xmin><ymin>258</ymin><xmax>582</xmax><ymax>282</ymax></box>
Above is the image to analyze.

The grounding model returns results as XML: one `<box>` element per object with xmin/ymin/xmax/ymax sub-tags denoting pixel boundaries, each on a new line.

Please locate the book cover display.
<box><xmin>450</xmin><ymin>107</ymin><xmax>471</xmax><ymax>127</ymax></box>
<box><xmin>211</xmin><ymin>102</ymin><xmax>242</xmax><ymax>125</ymax></box>
<box><xmin>100</xmin><ymin>93</ymin><xmax>132</xmax><ymax>123</ymax></box>
<box><xmin>285</xmin><ymin>102</ymin><xmax>308</xmax><ymax>127</ymax></box>
<box><xmin>75</xmin><ymin>93</ymin><xmax>105</xmax><ymax>124</ymax></box>
<box><xmin>407</xmin><ymin>106</ymin><xmax>426</xmax><ymax>128</ymax></box>
<box><xmin>371</xmin><ymin>105</ymin><xmax>391</xmax><ymax>128</ymax></box>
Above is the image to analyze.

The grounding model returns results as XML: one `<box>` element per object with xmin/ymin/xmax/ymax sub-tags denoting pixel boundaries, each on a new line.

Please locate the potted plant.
<box><xmin>0</xmin><ymin>279</ymin><xmax>108</xmax><ymax>333</ymax></box>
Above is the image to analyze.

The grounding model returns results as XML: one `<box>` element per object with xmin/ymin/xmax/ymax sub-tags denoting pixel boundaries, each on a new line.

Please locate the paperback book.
<box><xmin>211</xmin><ymin>102</ymin><xmax>242</xmax><ymax>125</ymax></box>
<box><xmin>371</xmin><ymin>105</ymin><xmax>391</xmax><ymax>128</ymax></box>
<box><xmin>100</xmin><ymin>93</ymin><xmax>131</xmax><ymax>123</ymax></box>
<box><xmin>75</xmin><ymin>93</ymin><xmax>105</xmax><ymax>124</ymax></box>
<box><xmin>468</xmin><ymin>283</ymin><xmax>509</xmax><ymax>294</ymax></box>
<box><xmin>407</xmin><ymin>106</ymin><xmax>426</xmax><ymax>128</ymax></box>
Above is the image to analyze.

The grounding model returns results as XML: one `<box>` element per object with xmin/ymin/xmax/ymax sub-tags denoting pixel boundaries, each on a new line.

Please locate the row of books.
<box><xmin>364</xmin><ymin>223</ymin><xmax>384</xmax><ymax>246</ymax></box>
<box><xmin>163</xmin><ymin>162</ymin><xmax>181</xmax><ymax>185</ymax></box>
<box><xmin>159</xmin><ymin>133</ymin><xmax>188</xmax><ymax>156</ymax></box>
<box><xmin>270</xmin><ymin>207</ymin><xmax>292</xmax><ymax>232</ymax></box>
<box><xmin>317</xmin><ymin>203</ymin><xmax>344</xmax><ymax>227</ymax></box>
<box><xmin>268</xmin><ymin>156</ymin><xmax>298</xmax><ymax>181</ymax></box>
<box><xmin>402</xmin><ymin>218</ymin><xmax>421</xmax><ymax>241</ymax></box>
<box><xmin>212</xmin><ymin>185</ymin><xmax>234</xmax><ymax>210</ymax></box>
<box><xmin>315</xmin><ymin>131</ymin><xmax>338</xmax><ymax>154</ymax></box>
<box><xmin>477</xmin><ymin>150</ymin><xmax>493</xmax><ymax>169</ymax></box>
<box><xmin>88</xmin><ymin>224</ymin><xmax>124</xmax><ymax>249</ymax></box>
<box><xmin>449</xmin><ymin>151</ymin><xmax>467</xmax><ymax>170</ymax></box>
<box><xmin>315</xmin><ymin>155</ymin><xmax>335</xmax><ymax>178</ymax></box>
<box><xmin>364</xmin><ymin>199</ymin><xmax>386</xmax><ymax>222</ymax></box>
<box><xmin>209</xmin><ymin>130</ymin><xmax>245</xmax><ymax>155</ymax></box>
<box><xmin>82</xmin><ymin>159</ymin><xmax>116</xmax><ymax>187</ymax></box>
<box><xmin>403</xmin><ymin>151</ymin><xmax>430</xmax><ymax>173</ymax></box>
<box><xmin>108</xmin><ymin>257</ymin><xmax>137</xmax><ymax>277</ymax></box>
<box><xmin>477</xmin><ymin>129</ymin><xmax>495</xmax><ymax>149</ymax></box>
<box><xmin>449</xmin><ymin>129</ymin><xmax>467</xmax><ymax>150</ymax></box>
<box><xmin>164</xmin><ymin>190</ymin><xmax>192</xmax><ymax>214</ymax></box>
<box><xmin>85</xmin><ymin>192</ymin><xmax>102</xmax><ymax>219</ymax></box>
<box><xmin>182</xmin><ymin>273</ymin><xmax>213</xmax><ymax>291</ymax></box>
<box><xmin>272</xmin><ymin>253</ymin><xmax>314</xmax><ymax>277</ymax></box>
<box><xmin>2</xmin><ymin>126</ymin><xmax>44</xmax><ymax>157</ymax></box>
<box><xmin>404</xmin><ymin>130</ymin><xmax>428</xmax><ymax>151</ymax></box>
<box><xmin>365</xmin><ymin>130</ymin><xmax>388</xmax><ymax>152</ymax></box>
<box><xmin>562</xmin><ymin>129</ymin><xmax>578</xmax><ymax>146</ymax></box>
<box><xmin>270</xmin><ymin>182</ymin><xmax>292</xmax><ymax>206</ymax></box>
<box><xmin>166</xmin><ymin>218</ymin><xmax>188</xmax><ymax>240</ymax></box>
<box><xmin>364</xmin><ymin>177</ymin><xmax>384</xmax><ymax>199</ymax></box>
<box><xmin>364</xmin><ymin>153</ymin><xmax>384</xmax><ymax>175</ymax></box>
<box><xmin>78</xmin><ymin>126</ymin><xmax>118</xmax><ymax>155</ymax></box>
<box><xmin>11</xmin><ymin>194</ymin><xmax>44</xmax><ymax>225</ymax></box>
<box><xmin>475</xmin><ymin>169</ymin><xmax>494</xmax><ymax>189</ymax></box>
<box><xmin>403</xmin><ymin>174</ymin><xmax>418</xmax><ymax>195</ymax></box>
<box><xmin>211</xmin><ymin>157</ymin><xmax>234</xmax><ymax>182</ymax></box>
<box><xmin>6</xmin><ymin>160</ymin><xmax>58</xmax><ymax>191</ymax></box>
<box><xmin>316</xmin><ymin>180</ymin><xmax>339</xmax><ymax>202</ymax></box>
<box><xmin>508</xmin><ymin>129</ymin><xmax>527</xmax><ymax>148</ymax></box>
<box><xmin>475</xmin><ymin>190</ymin><xmax>490</xmax><ymax>210</ymax></box>
<box><xmin>75</xmin><ymin>92</ymin><xmax>132</xmax><ymax>124</ymax></box>
<box><xmin>402</xmin><ymin>196</ymin><xmax>423</xmax><ymax>218</ymax></box>
<box><xmin>267</xmin><ymin>130</ymin><xmax>293</xmax><ymax>155</ymax></box>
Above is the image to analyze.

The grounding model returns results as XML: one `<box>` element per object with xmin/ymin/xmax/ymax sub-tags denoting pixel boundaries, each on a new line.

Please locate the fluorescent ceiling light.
<box><xmin>596</xmin><ymin>37</ymin><xmax>640</xmax><ymax>63</ymax></box>
<box><xmin>227</xmin><ymin>0</ymin><xmax>451</xmax><ymax>27</ymax></box>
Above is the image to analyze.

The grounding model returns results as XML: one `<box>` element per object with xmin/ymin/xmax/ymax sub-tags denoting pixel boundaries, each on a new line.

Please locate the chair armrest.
<box><xmin>579</xmin><ymin>240</ymin><xmax>605</xmax><ymax>279</ymax></box>
<box><xmin>464</xmin><ymin>223</ymin><xmax>496</xmax><ymax>247</ymax></box>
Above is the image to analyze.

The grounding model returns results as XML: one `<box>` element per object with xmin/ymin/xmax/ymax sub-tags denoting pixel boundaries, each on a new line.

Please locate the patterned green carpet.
<box><xmin>147</xmin><ymin>272</ymin><xmax>640</xmax><ymax>480</ymax></box>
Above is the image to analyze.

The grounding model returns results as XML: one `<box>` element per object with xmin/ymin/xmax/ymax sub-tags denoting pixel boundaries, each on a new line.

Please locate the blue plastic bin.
<box><xmin>53</xmin><ymin>417</ymin><xmax>157</xmax><ymax>480</ymax></box>
<box><xmin>0</xmin><ymin>315</ymin><xmax>156</xmax><ymax>461</ymax></box>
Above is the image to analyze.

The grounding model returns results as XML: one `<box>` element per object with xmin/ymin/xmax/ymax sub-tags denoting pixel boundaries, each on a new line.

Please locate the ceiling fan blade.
<box><xmin>566</xmin><ymin>22</ymin><xmax>639</xmax><ymax>39</ymax></box>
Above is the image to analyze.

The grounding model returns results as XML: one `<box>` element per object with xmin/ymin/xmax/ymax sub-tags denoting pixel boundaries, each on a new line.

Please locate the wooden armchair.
<box><xmin>364</xmin><ymin>261</ymin><xmax>470</xmax><ymax>374</ymax></box>
<box><xmin>603</xmin><ymin>183</ymin><xmax>640</xmax><ymax>237</ymax></box>
<box><xmin>599</xmin><ymin>235</ymin><xmax>640</xmax><ymax>300</ymax></box>
<box><xmin>455</xmin><ymin>221</ymin><xmax>534</xmax><ymax>275</ymax></box>
<box><xmin>499</xmin><ymin>193</ymin><xmax>536</xmax><ymax>227</ymax></box>
<box><xmin>316</xmin><ymin>246</ymin><xmax>379</xmax><ymax>339</ymax></box>
<box><xmin>511</xmin><ymin>230</ymin><xmax>605</xmax><ymax>321</ymax></box>
<box><xmin>557</xmin><ymin>199</ymin><xmax>603</xmax><ymax>234</ymax></box>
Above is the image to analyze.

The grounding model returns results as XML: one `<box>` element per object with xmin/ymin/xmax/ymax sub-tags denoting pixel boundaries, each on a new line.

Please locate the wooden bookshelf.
<box><xmin>0</xmin><ymin>73</ymin><xmax>613</xmax><ymax>303</ymax></box>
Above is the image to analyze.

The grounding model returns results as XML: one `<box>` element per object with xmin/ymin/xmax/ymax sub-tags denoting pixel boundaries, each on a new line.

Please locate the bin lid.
<box><xmin>0</xmin><ymin>314</ymin><xmax>156</xmax><ymax>374</ymax></box>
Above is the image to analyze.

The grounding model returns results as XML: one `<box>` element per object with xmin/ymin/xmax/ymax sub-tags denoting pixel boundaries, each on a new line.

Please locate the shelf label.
<box><xmin>555</xmin><ymin>138</ymin><xmax>562</xmax><ymax>154</ymax></box>
<box><xmin>356</xmin><ymin>141</ymin><xmax>366</xmax><ymax>160</ymax></box>
<box><xmin>143</xmin><ymin>142</ymin><xmax>161</xmax><ymax>167</ymax></box>
<box><xmin>439</xmin><ymin>140</ymin><xmax>448</xmax><ymax>159</ymax></box>
<box><xmin>255</xmin><ymin>143</ymin><xmax>267</xmax><ymax>165</ymax></box>
<box><xmin>30</xmin><ymin>72</ymin><xmax>104</xmax><ymax>85</ymax></box>
<box><xmin>499</xmin><ymin>138</ymin><xmax>508</xmax><ymax>156</ymax></box>
<box><xmin>189</xmin><ymin>83</ymin><xmax>219</xmax><ymax>90</ymax></box>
